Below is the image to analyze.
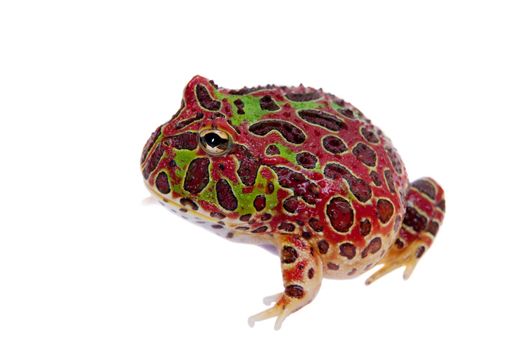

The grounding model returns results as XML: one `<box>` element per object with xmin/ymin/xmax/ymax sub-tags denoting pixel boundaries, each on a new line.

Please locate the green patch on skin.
<box><xmin>229</xmin><ymin>169</ymin><xmax>279</xmax><ymax>216</ymax></box>
<box><xmin>171</xmin><ymin>149</ymin><xmax>198</xmax><ymax>194</ymax></box>
<box><xmin>288</xmin><ymin>100</ymin><xmax>324</xmax><ymax>110</ymax></box>
<box><xmin>215</xmin><ymin>91</ymin><xmax>325</xmax><ymax>127</ymax></box>
<box><xmin>171</xmin><ymin>149</ymin><xmax>280</xmax><ymax>216</ymax></box>
<box><xmin>274</xmin><ymin>144</ymin><xmax>322</xmax><ymax>173</ymax></box>
<box><xmin>216</xmin><ymin>92</ymin><xmax>271</xmax><ymax>126</ymax></box>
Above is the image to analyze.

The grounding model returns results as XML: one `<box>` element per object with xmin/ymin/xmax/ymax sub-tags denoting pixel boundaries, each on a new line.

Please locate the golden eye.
<box><xmin>199</xmin><ymin>129</ymin><xmax>231</xmax><ymax>156</ymax></box>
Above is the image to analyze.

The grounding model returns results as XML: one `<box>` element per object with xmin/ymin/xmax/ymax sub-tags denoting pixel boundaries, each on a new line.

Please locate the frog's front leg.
<box><xmin>248</xmin><ymin>233</ymin><xmax>322</xmax><ymax>330</ymax></box>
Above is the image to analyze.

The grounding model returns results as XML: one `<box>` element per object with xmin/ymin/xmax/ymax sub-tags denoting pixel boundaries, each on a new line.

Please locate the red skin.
<box><xmin>149</xmin><ymin>75</ymin><xmax>408</xmax><ymax>253</ymax></box>
<box><xmin>141</xmin><ymin>75</ymin><xmax>446</xmax><ymax>328</ymax></box>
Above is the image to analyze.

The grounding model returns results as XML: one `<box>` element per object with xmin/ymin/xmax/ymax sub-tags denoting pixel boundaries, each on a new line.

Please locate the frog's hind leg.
<box><xmin>366</xmin><ymin>177</ymin><xmax>445</xmax><ymax>285</ymax></box>
<box><xmin>248</xmin><ymin>233</ymin><xmax>323</xmax><ymax>330</ymax></box>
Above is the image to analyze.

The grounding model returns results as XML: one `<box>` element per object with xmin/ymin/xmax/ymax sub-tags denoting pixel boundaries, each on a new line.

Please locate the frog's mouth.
<box><xmin>143</xmin><ymin>180</ymin><xmax>219</xmax><ymax>224</ymax></box>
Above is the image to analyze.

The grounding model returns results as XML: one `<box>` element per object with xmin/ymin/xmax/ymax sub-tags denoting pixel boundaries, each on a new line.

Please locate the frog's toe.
<box><xmin>262</xmin><ymin>292</ymin><xmax>282</xmax><ymax>306</ymax></box>
<box><xmin>248</xmin><ymin>301</ymin><xmax>291</xmax><ymax>330</ymax></box>
<box><xmin>365</xmin><ymin>246</ymin><xmax>421</xmax><ymax>285</ymax></box>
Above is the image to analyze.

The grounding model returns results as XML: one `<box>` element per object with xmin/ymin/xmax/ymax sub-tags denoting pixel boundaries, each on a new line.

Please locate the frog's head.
<box><xmin>141</xmin><ymin>75</ymin><xmax>276</xmax><ymax>228</ymax></box>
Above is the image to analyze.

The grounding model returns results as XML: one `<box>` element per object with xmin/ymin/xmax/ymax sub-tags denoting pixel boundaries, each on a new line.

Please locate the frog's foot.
<box><xmin>365</xmin><ymin>240</ymin><xmax>428</xmax><ymax>285</ymax></box>
<box><xmin>248</xmin><ymin>234</ymin><xmax>322</xmax><ymax>330</ymax></box>
<box><xmin>366</xmin><ymin>177</ymin><xmax>445</xmax><ymax>285</ymax></box>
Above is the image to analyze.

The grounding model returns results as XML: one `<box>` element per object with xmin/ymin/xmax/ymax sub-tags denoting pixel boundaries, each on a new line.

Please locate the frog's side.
<box><xmin>141</xmin><ymin>76</ymin><xmax>446</xmax><ymax>329</ymax></box>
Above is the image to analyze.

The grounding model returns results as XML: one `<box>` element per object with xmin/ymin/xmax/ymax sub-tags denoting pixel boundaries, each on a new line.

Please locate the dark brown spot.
<box><xmin>301</xmin><ymin>231</ymin><xmax>312</xmax><ymax>240</ymax></box>
<box><xmin>233</xmin><ymin>99</ymin><xmax>244</xmax><ymax>114</ymax></box>
<box><xmin>212</xmin><ymin>224</ymin><xmax>223</xmax><ymax>229</ymax></box>
<box><xmin>386</xmin><ymin>147</ymin><xmax>404</xmax><ymax>174</ymax></box>
<box><xmin>309</xmin><ymin>218</ymin><xmax>323</xmax><ymax>232</ymax></box>
<box><xmin>155</xmin><ymin>172</ymin><xmax>170</xmax><ymax>194</ymax></box>
<box><xmin>370</xmin><ymin>170</ymin><xmax>382</xmax><ymax>186</ymax></box>
<box><xmin>183</xmin><ymin>158</ymin><xmax>210</xmax><ymax>194</ymax></box>
<box><xmin>226</xmin><ymin>232</ymin><xmax>234</xmax><ymax>239</ymax></box>
<box><xmin>142</xmin><ymin>144</ymin><xmax>164</xmax><ymax>179</ymax></box>
<box><xmin>317</xmin><ymin>240</ymin><xmax>329</xmax><ymax>254</ymax></box>
<box><xmin>322</xmin><ymin>135</ymin><xmax>348</xmax><ymax>154</ymax></box>
<box><xmin>395</xmin><ymin>238</ymin><xmax>405</xmax><ymax>249</ymax></box>
<box><xmin>338</xmin><ymin>108</ymin><xmax>356</xmax><ymax>119</ymax></box>
<box><xmin>361</xmin><ymin>237</ymin><xmax>382</xmax><ymax>258</ymax></box>
<box><xmin>261</xmin><ymin>213</ymin><xmax>272</xmax><ymax>221</ymax></box>
<box><xmin>175</xmin><ymin>112</ymin><xmax>204</xmax><ymax>129</ymax></box>
<box><xmin>259</xmin><ymin>95</ymin><xmax>280</xmax><ymax>111</ymax></box>
<box><xmin>352</xmin><ymin>142</ymin><xmax>377</xmax><ymax>167</ymax></box>
<box><xmin>360</xmin><ymin>219</ymin><xmax>372</xmax><ymax>236</ymax></box>
<box><xmin>283</xmin><ymin>196</ymin><xmax>299</xmax><ymax>213</ymax></box>
<box><xmin>437</xmin><ymin>199</ymin><xmax>446</xmax><ymax>211</ymax></box>
<box><xmin>281</xmin><ymin>246</ymin><xmax>298</xmax><ymax>264</ymax></box>
<box><xmin>210</xmin><ymin>212</ymin><xmax>225</xmax><ymax>219</ymax></box>
<box><xmin>384</xmin><ymin>169</ymin><xmax>396</xmax><ymax>193</ymax></box>
<box><xmin>164</xmin><ymin>132</ymin><xmax>198</xmax><ymax>150</ymax></box>
<box><xmin>285</xmin><ymin>91</ymin><xmax>321</xmax><ymax>102</ymax></box>
<box><xmin>249</xmin><ymin>120</ymin><xmax>306</xmax><ymax>144</ymax></box>
<box><xmin>285</xmin><ymin>285</ymin><xmax>304</xmax><ymax>299</ymax></box>
<box><xmin>327</xmin><ymin>262</ymin><xmax>339</xmax><ymax>270</ymax></box>
<box><xmin>347</xmin><ymin>268</ymin><xmax>357</xmax><ymax>276</ymax></box>
<box><xmin>271</xmin><ymin>166</ymin><xmax>320</xmax><ymax>204</ymax></box>
<box><xmin>326</xmin><ymin>197</ymin><xmax>354</xmax><ymax>232</ymax></box>
<box><xmin>239</xmin><ymin>214</ymin><xmax>252</xmax><ymax>222</ymax></box>
<box><xmin>266</xmin><ymin>144</ymin><xmax>280</xmax><ymax>155</ymax></box>
<box><xmin>360</xmin><ymin>126</ymin><xmax>380</xmax><ymax>143</ymax></box>
<box><xmin>296</xmin><ymin>152</ymin><xmax>318</xmax><ymax>169</ymax></box>
<box><xmin>216</xmin><ymin>179</ymin><xmax>238</xmax><ymax>211</ymax></box>
<box><xmin>308</xmin><ymin>268</ymin><xmax>315</xmax><ymax>279</ymax></box>
<box><xmin>339</xmin><ymin>242</ymin><xmax>356</xmax><ymax>260</ymax></box>
<box><xmin>253</xmin><ymin>195</ymin><xmax>266</xmax><ymax>211</ymax></box>
<box><xmin>180</xmin><ymin>198</ymin><xmax>198</xmax><ymax>210</ymax></box>
<box><xmin>403</xmin><ymin>207</ymin><xmax>428</xmax><ymax>232</ymax></box>
<box><xmin>141</xmin><ymin>127</ymin><xmax>161</xmax><ymax>164</ymax></box>
<box><xmin>377</xmin><ymin>199</ymin><xmax>394</xmax><ymax>224</ymax></box>
<box><xmin>416</xmin><ymin>246</ymin><xmax>426</xmax><ymax>258</ymax></box>
<box><xmin>278</xmin><ymin>222</ymin><xmax>295</xmax><ymax>232</ymax></box>
<box><xmin>412</xmin><ymin>179</ymin><xmax>437</xmax><ymax>200</ymax></box>
<box><xmin>428</xmin><ymin>221</ymin><xmax>440</xmax><ymax>236</ymax></box>
<box><xmin>232</xmin><ymin>144</ymin><xmax>261</xmax><ymax>187</ymax></box>
<box><xmin>179</xmin><ymin>208</ymin><xmax>187</xmax><ymax>213</ymax></box>
<box><xmin>324</xmin><ymin>163</ymin><xmax>372</xmax><ymax>202</ymax></box>
<box><xmin>298</xmin><ymin>110</ymin><xmax>346</xmax><ymax>131</ymax></box>
<box><xmin>195</xmin><ymin>84</ymin><xmax>220</xmax><ymax>110</ymax></box>
<box><xmin>252</xmin><ymin>226</ymin><xmax>268</xmax><ymax>233</ymax></box>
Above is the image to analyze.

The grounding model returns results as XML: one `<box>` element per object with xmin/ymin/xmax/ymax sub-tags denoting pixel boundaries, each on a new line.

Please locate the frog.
<box><xmin>141</xmin><ymin>75</ymin><xmax>446</xmax><ymax>329</ymax></box>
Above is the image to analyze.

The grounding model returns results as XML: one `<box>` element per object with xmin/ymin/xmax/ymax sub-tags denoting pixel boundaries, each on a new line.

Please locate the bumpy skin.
<box><xmin>141</xmin><ymin>76</ymin><xmax>446</xmax><ymax>329</ymax></box>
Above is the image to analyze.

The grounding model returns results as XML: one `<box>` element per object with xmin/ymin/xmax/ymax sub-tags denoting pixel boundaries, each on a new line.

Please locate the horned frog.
<box><xmin>141</xmin><ymin>75</ymin><xmax>445</xmax><ymax>329</ymax></box>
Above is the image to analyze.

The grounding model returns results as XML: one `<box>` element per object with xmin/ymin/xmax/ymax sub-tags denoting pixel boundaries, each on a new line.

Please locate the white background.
<box><xmin>1</xmin><ymin>1</ymin><xmax>524</xmax><ymax>349</ymax></box>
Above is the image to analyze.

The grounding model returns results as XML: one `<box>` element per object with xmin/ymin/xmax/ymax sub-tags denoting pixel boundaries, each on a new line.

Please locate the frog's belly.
<box><xmin>149</xmin><ymin>191</ymin><xmax>277</xmax><ymax>248</ymax></box>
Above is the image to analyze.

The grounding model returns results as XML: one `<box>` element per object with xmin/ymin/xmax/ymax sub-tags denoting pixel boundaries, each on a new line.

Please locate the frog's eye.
<box><xmin>199</xmin><ymin>129</ymin><xmax>231</xmax><ymax>156</ymax></box>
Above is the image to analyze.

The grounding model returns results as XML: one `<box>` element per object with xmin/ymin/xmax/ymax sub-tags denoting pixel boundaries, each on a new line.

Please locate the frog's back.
<box><xmin>213</xmin><ymin>81</ymin><xmax>409</xmax><ymax>278</ymax></box>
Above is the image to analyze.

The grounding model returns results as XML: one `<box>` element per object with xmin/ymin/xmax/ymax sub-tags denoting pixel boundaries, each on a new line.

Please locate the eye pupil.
<box><xmin>204</xmin><ymin>132</ymin><xmax>227</xmax><ymax>147</ymax></box>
